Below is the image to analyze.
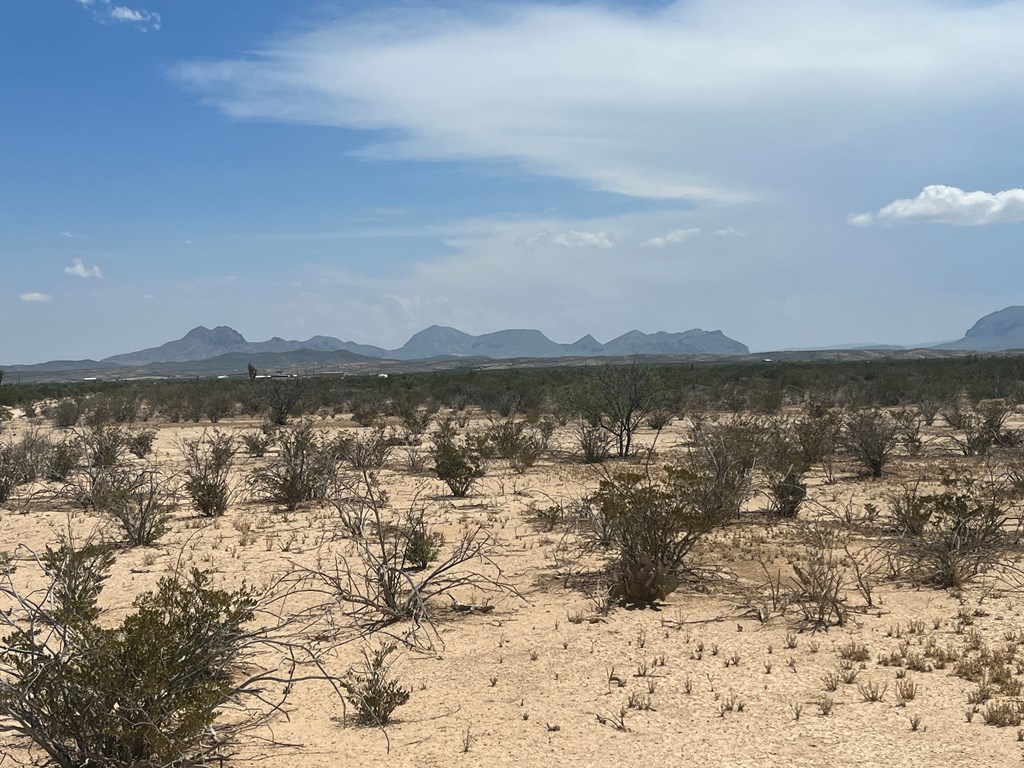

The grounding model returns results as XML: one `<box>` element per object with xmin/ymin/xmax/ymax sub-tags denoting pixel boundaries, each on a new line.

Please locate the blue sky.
<box><xmin>3</xmin><ymin>0</ymin><xmax>1024</xmax><ymax>363</ymax></box>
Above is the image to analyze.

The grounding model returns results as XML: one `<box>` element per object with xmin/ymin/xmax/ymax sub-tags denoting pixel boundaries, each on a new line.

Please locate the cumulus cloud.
<box><xmin>20</xmin><ymin>292</ymin><xmax>53</xmax><ymax>303</ymax></box>
<box><xmin>173</xmin><ymin>1</ymin><xmax>1024</xmax><ymax>202</ymax></box>
<box><xmin>642</xmin><ymin>228</ymin><xmax>700</xmax><ymax>248</ymax></box>
<box><xmin>64</xmin><ymin>258</ymin><xmax>103</xmax><ymax>278</ymax></box>
<box><xmin>849</xmin><ymin>185</ymin><xmax>1024</xmax><ymax>226</ymax></box>
<box><xmin>529</xmin><ymin>230</ymin><xmax>614</xmax><ymax>249</ymax></box>
<box><xmin>75</xmin><ymin>0</ymin><xmax>160</xmax><ymax>31</ymax></box>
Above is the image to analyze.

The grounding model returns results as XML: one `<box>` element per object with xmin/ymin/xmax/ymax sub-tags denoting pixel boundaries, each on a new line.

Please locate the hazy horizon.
<box><xmin>4</xmin><ymin>1</ymin><xmax>1023</xmax><ymax>364</ymax></box>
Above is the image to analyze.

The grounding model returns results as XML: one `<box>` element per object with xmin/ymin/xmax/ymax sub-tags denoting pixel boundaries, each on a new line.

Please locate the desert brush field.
<box><xmin>4</xmin><ymin>362</ymin><xmax>1024</xmax><ymax>767</ymax></box>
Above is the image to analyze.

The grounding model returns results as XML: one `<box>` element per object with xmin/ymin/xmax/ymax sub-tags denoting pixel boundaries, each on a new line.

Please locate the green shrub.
<box><xmin>46</xmin><ymin>437</ymin><xmax>83</xmax><ymax>482</ymax></box>
<box><xmin>49</xmin><ymin>398</ymin><xmax>82</xmax><ymax>429</ymax></box>
<box><xmin>843</xmin><ymin>409</ymin><xmax>898</xmax><ymax>478</ymax></box>
<box><xmin>589</xmin><ymin>468</ymin><xmax>720</xmax><ymax>603</ymax></box>
<box><xmin>0</xmin><ymin>567</ymin><xmax>262</xmax><ymax>768</ymax></box>
<box><xmin>342</xmin><ymin>643</ymin><xmax>410</xmax><ymax>726</ymax></box>
<box><xmin>126</xmin><ymin>428</ymin><xmax>157</xmax><ymax>459</ymax></box>
<box><xmin>432</xmin><ymin>431</ymin><xmax>485</xmax><ymax>497</ymax></box>
<box><xmin>99</xmin><ymin>467</ymin><xmax>175</xmax><ymax>547</ymax></box>
<box><xmin>181</xmin><ymin>431</ymin><xmax>237</xmax><ymax>517</ymax></box>
<box><xmin>248</xmin><ymin>423</ymin><xmax>334</xmax><ymax>510</ymax></box>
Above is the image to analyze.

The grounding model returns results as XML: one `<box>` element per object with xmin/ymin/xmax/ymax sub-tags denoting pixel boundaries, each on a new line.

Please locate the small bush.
<box><xmin>248</xmin><ymin>423</ymin><xmax>334</xmax><ymax>510</ymax></box>
<box><xmin>432</xmin><ymin>430</ymin><xmax>485</xmax><ymax>497</ymax></box>
<box><xmin>239</xmin><ymin>428</ymin><xmax>274</xmax><ymax>457</ymax></box>
<box><xmin>46</xmin><ymin>437</ymin><xmax>83</xmax><ymax>482</ymax></box>
<box><xmin>843</xmin><ymin>409</ymin><xmax>898</xmax><ymax>478</ymax></box>
<box><xmin>181</xmin><ymin>431</ymin><xmax>237</xmax><ymax>517</ymax></box>
<box><xmin>403</xmin><ymin>512</ymin><xmax>444</xmax><ymax>570</ymax></box>
<box><xmin>343</xmin><ymin>643</ymin><xmax>411</xmax><ymax>726</ymax></box>
<box><xmin>574</xmin><ymin>420</ymin><xmax>613</xmax><ymax>464</ymax></box>
<box><xmin>49</xmin><ymin>398</ymin><xmax>82</xmax><ymax>428</ymax></box>
<box><xmin>99</xmin><ymin>467</ymin><xmax>176</xmax><ymax>546</ymax></box>
<box><xmin>589</xmin><ymin>467</ymin><xmax>721</xmax><ymax>603</ymax></box>
<box><xmin>126</xmin><ymin>428</ymin><xmax>157</xmax><ymax>459</ymax></box>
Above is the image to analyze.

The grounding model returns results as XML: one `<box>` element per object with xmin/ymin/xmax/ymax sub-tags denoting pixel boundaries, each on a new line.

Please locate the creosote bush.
<box><xmin>589</xmin><ymin>467</ymin><xmax>722</xmax><ymax>603</ymax></box>
<box><xmin>342</xmin><ymin>643</ymin><xmax>411</xmax><ymax>726</ymax></box>
<box><xmin>432</xmin><ymin>426</ymin><xmax>486</xmax><ymax>497</ymax></box>
<box><xmin>248</xmin><ymin>423</ymin><xmax>335</xmax><ymax>510</ymax></box>
<box><xmin>843</xmin><ymin>409</ymin><xmax>898</xmax><ymax>478</ymax></box>
<box><xmin>0</xmin><ymin>561</ymin><xmax>280</xmax><ymax>768</ymax></box>
<box><xmin>181</xmin><ymin>430</ymin><xmax>237</xmax><ymax>517</ymax></box>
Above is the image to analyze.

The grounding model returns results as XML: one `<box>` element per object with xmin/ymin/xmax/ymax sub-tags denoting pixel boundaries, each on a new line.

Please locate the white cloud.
<box><xmin>715</xmin><ymin>226</ymin><xmax>747</xmax><ymax>238</ymax></box>
<box><xmin>75</xmin><ymin>0</ymin><xmax>161</xmax><ymax>31</ymax></box>
<box><xmin>64</xmin><ymin>258</ymin><xmax>104</xmax><ymax>278</ymax></box>
<box><xmin>173</xmin><ymin>1</ymin><xmax>1024</xmax><ymax>202</ymax></box>
<box><xmin>58</xmin><ymin>231</ymin><xmax>75</xmax><ymax>239</ymax></box>
<box><xmin>20</xmin><ymin>292</ymin><xmax>53</xmax><ymax>303</ymax></box>
<box><xmin>850</xmin><ymin>185</ymin><xmax>1024</xmax><ymax>227</ymax></box>
<box><xmin>529</xmin><ymin>230</ymin><xmax>614</xmax><ymax>249</ymax></box>
<box><xmin>642</xmin><ymin>227</ymin><xmax>700</xmax><ymax>248</ymax></box>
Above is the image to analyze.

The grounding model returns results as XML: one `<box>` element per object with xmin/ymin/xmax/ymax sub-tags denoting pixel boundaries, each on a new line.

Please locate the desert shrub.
<box><xmin>39</xmin><ymin>542</ymin><xmax>116</xmax><ymax>624</ymax></box>
<box><xmin>917</xmin><ymin>396</ymin><xmax>942</xmax><ymax>427</ymax></box>
<box><xmin>46</xmin><ymin>437</ymin><xmax>83</xmax><ymax>482</ymax></box>
<box><xmin>682</xmin><ymin>419</ymin><xmax>763</xmax><ymax>521</ymax></box>
<box><xmin>891</xmin><ymin>408</ymin><xmax>924</xmax><ymax>455</ymax></box>
<box><xmin>239</xmin><ymin>428</ymin><xmax>275</xmax><ymax>457</ymax></box>
<box><xmin>79</xmin><ymin>424</ymin><xmax>129</xmax><ymax>469</ymax></box>
<box><xmin>0</xmin><ymin>564</ymin><xmax>286</xmax><ymax>768</ymax></box>
<box><xmin>0</xmin><ymin>445</ymin><xmax>19</xmax><ymax>504</ymax></box>
<box><xmin>898</xmin><ymin>476</ymin><xmax>1013</xmax><ymax>589</ymax></box>
<box><xmin>49</xmin><ymin>398</ymin><xmax>82</xmax><ymax>429</ymax></box>
<box><xmin>952</xmin><ymin>401</ymin><xmax>1012</xmax><ymax>457</ymax></box>
<box><xmin>258</xmin><ymin>378</ymin><xmax>308</xmax><ymax>426</ymax></box>
<box><xmin>335</xmin><ymin>427</ymin><xmax>393</xmax><ymax>471</ymax></box>
<box><xmin>432</xmin><ymin>429</ymin><xmax>486</xmax><ymax>497</ymax></box>
<box><xmin>351</xmin><ymin>402</ymin><xmax>383</xmax><ymax>428</ymax></box>
<box><xmin>342</xmin><ymin>643</ymin><xmax>411</xmax><ymax>726</ymax></box>
<box><xmin>791</xmin><ymin>528</ymin><xmax>848</xmax><ymax>628</ymax></box>
<box><xmin>101</xmin><ymin>467</ymin><xmax>176</xmax><ymax>547</ymax></box>
<box><xmin>767</xmin><ymin>470</ymin><xmax>807</xmax><ymax>518</ymax></box>
<box><xmin>126</xmin><ymin>428</ymin><xmax>157</xmax><ymax>459</ymax></box>
<box><xmin>481</xmin><ymin>418</ymin><xmax>541</xmax><ymax>474</ymax></box>
<box><xmin>887</xmin><ymin>484</ymin><xmax>932</xmax><ymax>537</ymax></box>
<box><xmin>588</xmin><ymin>468</ymin><xmax>721</xmax><ymax>603</ymax></box>
<box><xmin>403</xmin><ymin>511</ymin><xmax>444</xmax><ymax>570</ymax></box>
<box><xmin>645</xmin><ymin>408</ymin><xmax>675</xmax><ymax>432</ymax></box>
<box><xmin>313</xmin><ymin>479</ymin><xmax>508</xmax><ymax>642</ymax></box>
<box><xmin>843</xmin><ymin>409</ymin><xmax>898</xmax><ymax>478</ymax></box>
<box><xmin>573</xmin><ymin>419</ymin><xmax>614</xmax><ymax>463</ymax></box>
<box><xmin>792</xmin><ymin>403</ymin><xmax>842</xmax><ymax>479</ymax></box>
<box><xmin>248</xmin><ymin>423</ymin><xmax>334</xmax><ymax>510</ymax></box>
<box><xmin>567</xmin><ymin>362</ymin><xmax>661</xmax><ymax>457</ymax></box>
<box><xmin>181</xmin><ymin>431</ymin><xmax>237</xmax><ymax>517</ymax></box>
<box><xmin>762</xmin><ymin>424</ymin><xmax>809</xmax><ymax>518</ymax></box>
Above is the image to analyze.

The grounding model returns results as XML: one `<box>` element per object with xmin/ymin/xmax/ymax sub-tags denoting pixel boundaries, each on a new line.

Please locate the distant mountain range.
<box><xmin>9</xmin><ymin>307</ymin><xmax>1024</xmax><ymax>382</ymax></box>
<box><xmin>96</xmin><ymin>323</ymin><xmax>750</xmax><ymax>366</ymax></box>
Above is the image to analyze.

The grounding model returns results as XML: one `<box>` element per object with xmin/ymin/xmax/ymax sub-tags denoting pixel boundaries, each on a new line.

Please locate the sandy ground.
<box><xmin>3</xmin><ymin>409</ymin><xmax>1024</xmax><ymax>767</ymax></box>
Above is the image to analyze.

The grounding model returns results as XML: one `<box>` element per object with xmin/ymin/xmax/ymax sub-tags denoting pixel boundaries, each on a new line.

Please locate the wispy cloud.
<box><xmin>529</xmin><ymin>230</ymin><xmax>614</xmax><ymax>249</ymax></box>
<box><xmin>58</xmin><ymin>231</ymin><xmax>75</xmax><ymax>239</ymax></box>
<box><xmin>715</xmin><ymin>226</ymin><xmax>747</xmax><ymax>238</ymax></box>
<box><xmin>76</xmin><ymin>0</ymin><xmax>160</xmax><ymax>31</ymax></box>
<box><xmin>642</xmin><ymin>227</ymin><xmax>699</xmax><ymax>248</ymax></box>
<box><xmin>849</xmin><ymin>185</ymin><xmax>1024</xmax><ymax>227</ymax></box>
<box><xmin>173</xmin><ymin>1</ymin><xmax>1024</xmax><ymax>203</ymax></box>
<box><xmin>64</xmin><ymin>258</ymin><xmax>104</xmax><ymax>278</ymax></box>
<box><xmin>20</xmin><ymin>292</ymin><xmax>53</xmax><ymax>303</ymax></box>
